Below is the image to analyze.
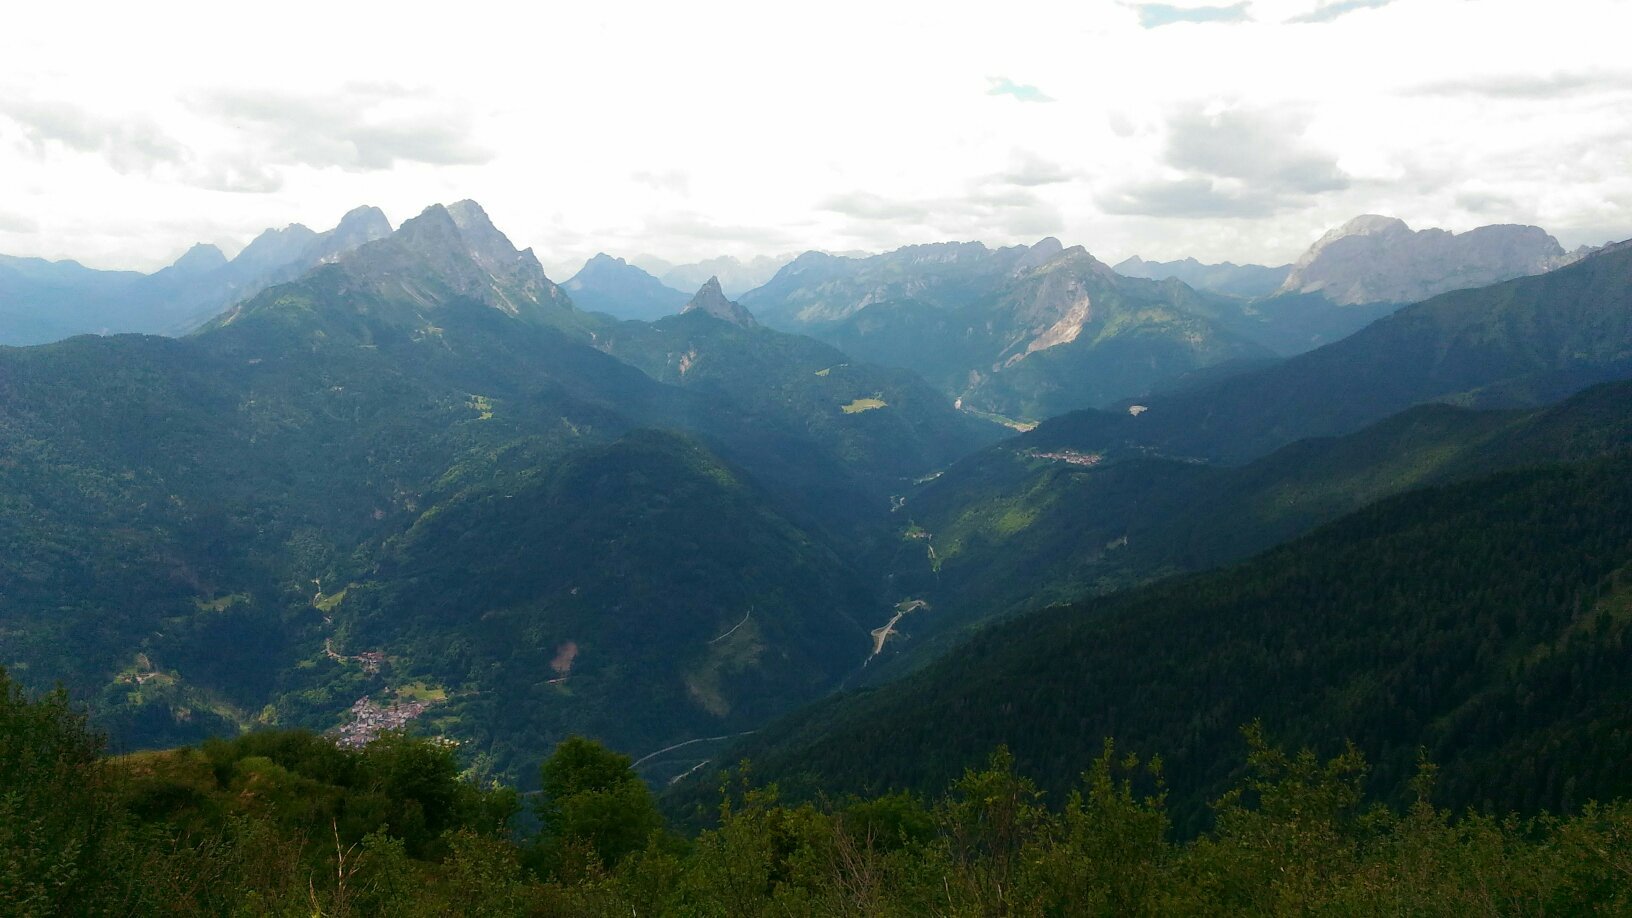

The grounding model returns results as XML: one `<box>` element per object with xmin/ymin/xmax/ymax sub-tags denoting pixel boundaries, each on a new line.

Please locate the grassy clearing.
<box><xmin>686</xmin><ymin>620</ymin><xmax>764</xmax><ymax>717</ymax></box>
<box><xmin>841</xmin><ymin>395</ymin><xmax>888</xmax><ymax>414</ymax></box>
<box><xmin>468</xmin><ymin>394</ymin><xmax>495</xmax><ymax>420</ymax></box>
<box><xmin>313</xmin><ymin>588</ymin><xmax>349</xmax><ymax>613</ymax></box>
<box><xmin>394</xmin><ymin>681</ymin><xmax>448</xmax><ymax>703</ymax></box>
<box><xmin>194</xmin><ymin>593</ymin><xmax>249</xmax><ymax>613</ymax></box>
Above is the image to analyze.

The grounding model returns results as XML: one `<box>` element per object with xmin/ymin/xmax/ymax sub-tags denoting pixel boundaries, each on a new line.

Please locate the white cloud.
<box><xmin>0</xmin><ymin>0</ymin><xmax>1627</xmax><ymax>272</ymax></box>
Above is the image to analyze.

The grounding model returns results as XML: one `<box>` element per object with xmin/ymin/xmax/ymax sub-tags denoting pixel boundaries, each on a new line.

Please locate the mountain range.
<box><xmin>632</xmin><ymin>253</ymin><xmax>797</xmax><ymax>299</ymax></box>
<box><xmin>3</xmin><ymin>198</ymin><xmax>1631</xmax><ymax>822</ymax></box>
<box><xmin>742</xmin><ymin>239</ymin><xmax>1276</xmax><ymax>420</ymax></box>
<box><xmin>1277</xmin><ymin>215</ymin><xmax>1583</xmax><ymax>306</ymax></box>
<box><xmin>0</xmin><ymin>200</ymin><xmax>997</xmax><ymax>780</ymax></box>
<box><xmin>1023</xmin><ymin>240</ymin><xmax>1632</xmax><ymax>466</ymax></box>
<box><xmin>1112</xmin><ymin>255</ymin><xmax>1291</xmax><ymax>298</ymax></box>
<box><xmin>0</xmin><ymin>206</ymin><xmax>392</xmax><ymax>345</ymax></box>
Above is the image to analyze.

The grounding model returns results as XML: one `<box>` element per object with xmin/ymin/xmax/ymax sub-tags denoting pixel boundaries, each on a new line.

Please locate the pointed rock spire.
<box><xmin>682</xmin><ymin>276</ymin><xmax>759</xmax><ymax>327</ymax></box>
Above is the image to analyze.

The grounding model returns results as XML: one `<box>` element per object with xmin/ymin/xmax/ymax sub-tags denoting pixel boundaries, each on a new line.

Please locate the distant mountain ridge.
<box><xmin>1025</xmin><ymin>238</ymin><xmax>1632</xmax><ymax>465</ymax></box>
<box><xmin>1277</xmin><ymin>214</ymin><xmax>1578</xmax><ymax>306</ymax></box>
<box><xmin>0</xmin><ymin>205</ymin><xmax>393</xmax><ymax>345</ymax></box>
<box><xmin>742</xmin><ymin>238</ymin><xmax>1273</xmax><ymax>419</ymax></box>
<box><xmin>562</xmin><ymin>254</ymin><xmax>689</xmax><ymax>321</ymax></box>
<box><xmin>635</xmin><ymin>253</ymin><xmax>797</xmax><ymax>299</ymax></box>
<box><xmin>1113</xmin><ymin>255</ymin><xmax>1291</xmax><ymax>299</ymax></box>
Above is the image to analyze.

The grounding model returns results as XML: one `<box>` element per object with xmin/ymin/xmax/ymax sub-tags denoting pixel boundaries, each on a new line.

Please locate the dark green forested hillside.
<box><xmin>9</xmin><ymin>668</ymin><xmax>1632</xmax><ymax>916</ymax></box>
<box><xmin>317</xmin><ymin>429</ymin><xmax>875</xmax><ymax>780</ymax></box>
<box><xmin>1025</xmin><ymin>241</ymin><xmax>1632</xmax><ymax>465</ymax></box>
<box><xmin>696</xmin><ymin>454</ymin><xmax>1632</xmax><ymax>832</ymax></box>
<box><xmin>866</xmin><ymin>378</ymin><xmax>1632</xmax><ymax>673</ymax></box>
<box><xmin>600</xmin><ymin>308</ymin><xmax>1002</xmax><ymax>482</ymax></box>
<box><xmin>0</xmin><ymin>201</ymin><xmax>992</xmax><ymax>777</ymax></box>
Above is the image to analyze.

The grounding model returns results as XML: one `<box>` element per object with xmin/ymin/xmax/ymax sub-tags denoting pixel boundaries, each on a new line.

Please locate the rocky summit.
<box><xmin>681</xmin><ymin>276</ymin><xmax>759</xmax><ymax>326</ymax></box>
<box><xmin>1278</xmin><ymin>214</ymin><xmax>1577</xmax><ymax>305</ymax></box>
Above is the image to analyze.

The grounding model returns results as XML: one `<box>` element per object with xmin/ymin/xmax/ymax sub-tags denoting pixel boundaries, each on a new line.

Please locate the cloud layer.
<box><xmin>0</xmin><ymin>0</ymin><xmax>1627</xmax><ymax>273</ymax></box>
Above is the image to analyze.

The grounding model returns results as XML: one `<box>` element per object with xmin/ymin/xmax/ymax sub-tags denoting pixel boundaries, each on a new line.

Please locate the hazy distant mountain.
<box><xmin>635</xmin><ymin>253</ymin><xmax>797</xmax><ymax>299</ymax></box>
<box><xmin>1277</xmin><ymin>215</ymin><xmax>1577</xmax><ymax>306</ymax></box>
<box><xmin>562</xmin><ymin>254</ymin><xmax>689</xmax><ymax>321</ymax></box>
<box><xmin>0</xmin><ymin>205</ymin><xmax>393</xmax><ymax>345</ymax></box>
<box><xmin>1116</xmin><ymin>216</ymin><xmax>1589</xmax><ymax>358</ymax></box>
<box><xmin>1114</xmin><ymin>255</ymin><xmax>1291</xmax><ymax>299</ymax></box>
<box><xmin>0</xmin><ymin>255</ymin><xmax>145</xmax><ymax>345</ymax></box>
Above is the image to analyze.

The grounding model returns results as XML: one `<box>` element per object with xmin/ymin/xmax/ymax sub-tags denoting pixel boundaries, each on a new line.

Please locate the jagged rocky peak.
<box><xmin>343</xmin><ymin>202</ymin><xmax>568</xmax><ymax>317</ymax></box>
<box><xmin>446</xmin><ymin>199</ymin><xmax>553</xmax><ymax>285</ymax></box>
<box><xmin>232</xmin><ymin>223</ymin><xmax>321</xmax><ymax>273</ymax></box>
<box><xmin>888</xmin><ymin>240</ymin><xmax>990</xmax><ymax>266</ymax></box>
<box><xmin>682</xmin><ymin>276</ymin><xmax>759</xmax><ymax>327</ymax></box>
<box><xmin>391</xmin><ymin>203</ymin><xmax>466</xmax><ymax>252</ymax></box>
<box><xmin>1280</xmin><ymin>214</ymin><xmax>1570</xmax><ymax>306</ymax></box>
<box><xmin>447</xmin><ymin>200</ymin><xmax>519</xmax><ymax>256</ymax></box>
<box><xmin>331</xmin><ymin>205</ymin><xmax>392</xmax><ymax>243</ymax></box>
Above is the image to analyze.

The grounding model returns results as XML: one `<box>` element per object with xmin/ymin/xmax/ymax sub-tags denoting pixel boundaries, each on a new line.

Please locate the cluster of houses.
<box><xmin>1025</xmin><ymin>448</ymin><xmax>1103</xmax><ymax>467</ymax></box>
<box><xmin>334</xmin><ymin>694</ymin><xmax>431</xmax><ymax>749</ymax></box>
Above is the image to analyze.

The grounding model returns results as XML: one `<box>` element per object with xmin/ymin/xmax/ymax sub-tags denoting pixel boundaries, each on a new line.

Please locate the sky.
<box><xmin>1</xmin><ymin>0</ymin><xmax>1629</xmax><ymax>278</ymax></box>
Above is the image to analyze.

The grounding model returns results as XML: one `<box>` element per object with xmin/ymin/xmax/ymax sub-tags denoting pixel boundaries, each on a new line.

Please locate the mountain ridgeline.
<box><xmin>1024</xmin><ymin>240</ymin><xmax>1632</xmax><ymax>465</ymax></box>
<box><xmin>3</xmin><ymin>195</ymin><xmax>1632</xmax><ymax>849</ymax></box>
<box><xmin>0</xmin><ymin>200</ymin><xmax>996</xmax><ymax>781</ymax></box>
<box><xmin>743</xmin><ymin>239</ymin><xmax>1275</xmax><ymax>420</ymax></box>
<box><xmin>0</xmin><ymin>206</ymin><xmax>393</xmax><ymax>345</ymax></box>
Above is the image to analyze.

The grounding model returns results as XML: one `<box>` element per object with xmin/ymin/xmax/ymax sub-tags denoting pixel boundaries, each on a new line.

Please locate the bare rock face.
<box><xmin>681</xmin><ymin>276</ymin><xmax>759</xmax><ymax>327</ymax></box>
<box><xmin>341</xmin><ymin>202</ymin><xmax>572</xmax><ymax>318</ymax></box>
<box><xmin>1279</xmin><ymin>215</ymin><xmax>1571</xmax><ymax>305</ymax></box>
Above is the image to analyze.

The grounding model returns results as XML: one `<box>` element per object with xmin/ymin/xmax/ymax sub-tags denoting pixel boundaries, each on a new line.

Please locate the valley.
<box><xmin>4</xmin><ymin>200</ymin><xmax>1630</xmax><ymax>798</ymax></box>
<box><xmin>5</xmin><ymin>197</ymin><xmax>1632</xmax><ymax>913</ymax></box>
<box><xmin>868</xmin><ymin>598</ymin><xmax>928</xmax><ymax>659</ymax></box>
<box><xmin>9</xmin><ymin>4</ymin><xmax>1632</xmax><ymax>911</ymax></box>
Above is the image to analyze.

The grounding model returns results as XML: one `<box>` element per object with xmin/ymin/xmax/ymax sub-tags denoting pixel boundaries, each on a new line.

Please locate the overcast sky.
<box><xmin>2</xmin><ymin>0</ymin><xmax>1629</xmax><ymax>277</ymax></box>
